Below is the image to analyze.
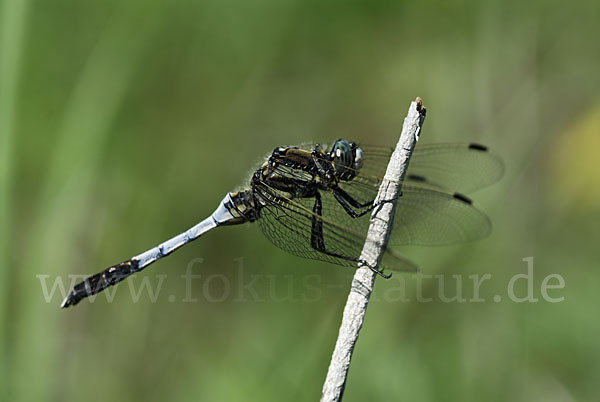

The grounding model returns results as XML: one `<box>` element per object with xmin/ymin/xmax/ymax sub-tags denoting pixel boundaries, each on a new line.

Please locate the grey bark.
<box><xmin>320</xmin><ymin>98</ymin><xmax>426</xmax><ymax>402</ymax></box>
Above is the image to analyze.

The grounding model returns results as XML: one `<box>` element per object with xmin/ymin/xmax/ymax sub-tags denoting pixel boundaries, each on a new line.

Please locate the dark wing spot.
<box><xmin>407</xmin><ymin>174</ymin><xmax>427</xmax><ymax>183</ymax></box>
<box><xmin>468</xmin><ymin>143</ymin><xmax>488</xmax><ymax>152</ymax></box>
<box><xmin>453</xmin><ymin>193</ymin><xmax>473</xmax><ymax>204</ymax></box>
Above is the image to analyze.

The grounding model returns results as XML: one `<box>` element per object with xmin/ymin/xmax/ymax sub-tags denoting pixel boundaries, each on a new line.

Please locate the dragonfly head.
<box><xmin>330</xmin><ymin>139</ymin><xmax>363</xmax><ymax>180</ymax></box>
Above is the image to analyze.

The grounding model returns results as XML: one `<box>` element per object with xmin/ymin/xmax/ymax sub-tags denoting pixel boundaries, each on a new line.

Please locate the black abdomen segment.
<box><xmin>61</xmin><ymin>259</ymin><xmax>139</xmax><ymax>308</ymax></box>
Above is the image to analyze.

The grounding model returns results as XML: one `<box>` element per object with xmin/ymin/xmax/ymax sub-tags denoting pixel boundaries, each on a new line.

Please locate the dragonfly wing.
<box><xmin>361</xmin><ymin>143</ymin><xmax>504</xmax><ymax>193</ymax></box>
<box><xmin>388</xmin><ymin>183</ymin><xmax>491</xmax><ymax>246</ymax></box>
<box><xmin>253</xmin><ymin>181</ymin><xmax>418</xmax><ymax>272</ymax></box>
<box><xmin>326</xmin><ymin>180</ymin><xmax>492</xmax><ymax>246</ymax></box>
<box><xmin>254</xmin><ymin>141</ymin><xmax>495</xmax><ymax>270</ymax></box>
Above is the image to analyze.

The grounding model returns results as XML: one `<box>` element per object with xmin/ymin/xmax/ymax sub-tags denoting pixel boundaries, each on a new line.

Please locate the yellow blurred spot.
<box><xmin>549</xmin><ymin>103</ymin><xmax>600</xmax><ymax>208</ymax></box>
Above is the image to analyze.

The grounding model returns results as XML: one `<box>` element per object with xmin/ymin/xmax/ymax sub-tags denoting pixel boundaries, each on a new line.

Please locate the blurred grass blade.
<box><xmin>12</xmin><ymin>3</ymin><xmax>164</xmax><ymax>401</ymax></box>
<box><xmin>0</xmin><ymin>0</ymin><xmax>30</xmax><ymax>396</ymax></box>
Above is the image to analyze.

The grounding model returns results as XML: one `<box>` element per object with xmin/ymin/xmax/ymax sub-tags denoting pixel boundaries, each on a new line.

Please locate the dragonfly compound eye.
<box><xmin>353</xmin><ymin>146</ymin><xmax>364</xmax><ymax>170</ymax></box>
<box><xmin>331</xmin><ymin>139</ymin><xmax>354</xmax><ymax>172</ymax></box>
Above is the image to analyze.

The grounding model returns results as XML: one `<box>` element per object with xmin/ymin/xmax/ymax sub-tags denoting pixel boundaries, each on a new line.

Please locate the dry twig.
<box><xmin>320</xmin><ymin>98</ymin><xmax>426</xmax><ymax>402</ymax></box>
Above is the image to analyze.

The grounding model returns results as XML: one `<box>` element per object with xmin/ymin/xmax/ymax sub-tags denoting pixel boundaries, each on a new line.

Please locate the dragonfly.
<box><xmin>61</xmin><ymin>140</ymin><xmax>503</xmax><ymax>308</ymax></box>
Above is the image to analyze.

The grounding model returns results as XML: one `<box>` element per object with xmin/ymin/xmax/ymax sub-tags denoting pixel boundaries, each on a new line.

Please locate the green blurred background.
<box><xmin>1</xmin><ymin>0</ymin><xmax>598</xmax><ymax>401</ymax></box>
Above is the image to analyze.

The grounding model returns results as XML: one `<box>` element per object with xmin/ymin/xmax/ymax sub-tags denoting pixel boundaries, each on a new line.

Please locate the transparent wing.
<box><xmin>253</xmin><ymin>140</ymin><xmax>493</xmax><ymax>278</ymax></box>
<box><xmin>263</xmin><ymin>141</ymin><xmax>503</xmax><ymax>194</ymax></box>
<box><xmin>319</xmin><ymin>181</ymin><xmax>492</xmax><ymax>246</ymax></box>
<box><xmin>360</xmin><ymin>143</ymin><xmax>504</xmax><ymax>193</ymax></box>
<box><xmin>253</xmin><ymin>181</ymin><xmax>419</xmax><ymax>273</ymax></box>
<box><xmin>262</xmin><ymin>144</ymin><xmax>493</xmax><ymax>247</ymax></box>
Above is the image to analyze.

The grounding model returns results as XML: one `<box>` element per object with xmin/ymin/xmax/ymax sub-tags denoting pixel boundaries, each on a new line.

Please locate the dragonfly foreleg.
<box><xmin>331</xmin><ymin>187</ymin><xmax>375</xmax><ymax>218</ymax></box>
<box><xmin>361</xmin><ymin>261</ymin><xmax>392</xmax><ymax>279</ymax></box>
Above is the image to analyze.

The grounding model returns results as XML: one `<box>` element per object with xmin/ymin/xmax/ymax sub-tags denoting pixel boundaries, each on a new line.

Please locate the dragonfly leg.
<box><xmin>310</xmin><ymin>192</ymin><xmax>326</xmax><ymax>251</ymax></box>
<box><xmin>331</xmin><ymin>187</ymin><xmax>375</xmax><ymax>218</ymax></box>
<box><xmin>310</xmin><ymin>191</ymin><xmax>358</xmax><ymax>261</ymax></box>
<box><xmin>334</xmin><ymin>186</ymin><xmax>373</xmax><ymax>208</ymax></box>
<box><xmin>362</xmin><ymin>262</ymin><xmax>392</xmax><ymax>279</ymax></box>
<box><xmin>309</xmin><ymin>191</ymin><xmax>391</xmax><ymax>279</ymax></box>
